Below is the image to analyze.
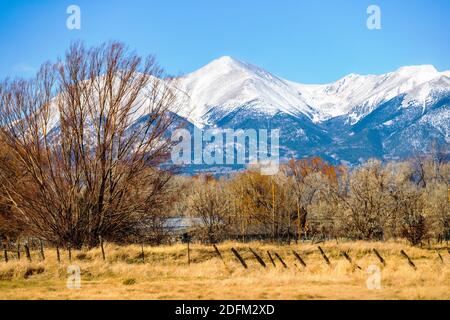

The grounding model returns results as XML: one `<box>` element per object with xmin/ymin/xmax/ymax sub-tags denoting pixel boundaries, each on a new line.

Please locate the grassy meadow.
<box><xmin>0</xmin><ymin>240</ymin><xmax>449</xmax><ymax>300</ymax></box>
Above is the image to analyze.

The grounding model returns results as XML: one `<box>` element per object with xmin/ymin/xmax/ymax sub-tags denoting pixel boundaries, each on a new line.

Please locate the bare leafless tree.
<box><xmin>0</xmin><ymin>42</ymin><xmax>180</xmax><ymax>248</ymax></box>
<box><xmin>282</xmin><ymin>157</ymin><xmax>345</xmax><ymax>239</ymax></box>
<box><xmin>188</xmin><ymin>177</ymin><xmax>230</xmax><ymax>243</ymax></box>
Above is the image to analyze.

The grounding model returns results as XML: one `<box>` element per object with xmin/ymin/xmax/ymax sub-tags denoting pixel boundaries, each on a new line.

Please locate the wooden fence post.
<box><xmin>318</xmin><ymin>246</ymin><xmax>330</xmax><ymax>265</ymax></box>
<box><xmin>181</xmin><ymin>233</ymin><xmax>191</xmax><ymax>266</ymax></box>
<box><xmin>267</xmin><ymin>251</ymin><xmax>276</xmax><ymax>267</ymax></box>
<box><xmin>68</xmin><ymin>246</ymin><xmax>72</xmax><ymax>262</ymax></box>
<box><xmin>56</xmin><ymin>246</ymin><xmax>61</xmax><ymax>263</ymax></box>
<box><xmin>340</xmin><ymin>251</ymin><xmax>361</xmax><ymax>270</ymax></box>
<box><xmin>249</xmin><ymin>248</ymin><xmax>266</xmax><ymax>268</ymax></box>
<box><xmin>400</xmin><ymin>250</ymin><xmax>416</xmax><ymax>270</ymax></box>
<box><xmin>213</xmin><ymin>244</ymin><xmax>229</xmax><ymax>270</ymax></box>
<box><xmin>372</xmin><ymin>248</ymin><xmax>386</xmax><ymax>266</ymax></box>
<box><xmin>187</xmin><ymin>241</ymin><xmax>191</xmax><ymax>266</ymax></box>
<box><xmin>2</xmin><ymin>243</ymin><xmax>8</xmax><ymax>263</ymax></box>
<box><xmin>213</xmin><ymin>244</ymin><xmax>223</xmax><ymax>261</ymax></box>
<box><xmin>24</xmin><ymin>243</ymin><xmax>31</xmax><ymax>262</ymax></box>
<box><xmin>274</xmin><ymin>252</ymin><xmax>287</xmax><ymax>268</ymax></box>
<box><xmin>231</xmin><ymin>248</ymin><xmax>248</xmax><ymax>269</ymax></box>
<box><xmin>141</xmin><ymin>243</ymin><xmax>145</xmax><ymax>264</ymax></box>
<box><xmin>99</xmin><ymin>236</ymin><xmax>106</xmax><ymax>261</ymax></box>
<box><xmin>292</xmin><ymin>250</ymin><xmax>307</xmax><ymax>268</ymax></box>
<box><xmin>17</xmin><ymin>243</ymin><xmax>21</xmax><ymax>260</ymax></box>
<box><xmin>39</xmin><ymin>240</ymin><xmax>45</xmax><ymax>261</ymax></box>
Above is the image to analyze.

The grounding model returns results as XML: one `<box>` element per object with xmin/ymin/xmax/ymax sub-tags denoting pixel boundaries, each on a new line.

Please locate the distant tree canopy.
<box><xmin>179</xmin><ymin>155</ymin><xmax>449</xmax><ymax>245</ymax></box>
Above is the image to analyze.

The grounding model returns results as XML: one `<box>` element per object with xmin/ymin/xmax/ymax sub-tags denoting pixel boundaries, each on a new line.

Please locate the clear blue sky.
<box><xmin>0</xmin><ymin>0</ymin><xmax>449</xmax><ymax>83</ymax></box>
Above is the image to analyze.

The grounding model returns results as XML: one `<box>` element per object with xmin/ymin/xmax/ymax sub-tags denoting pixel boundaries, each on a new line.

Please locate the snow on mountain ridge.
<box><xmin>176</xmin><ymin>56</ymin><xmax>315</xmax><ymax>127</ymax></box>
<box><xmin>291</xmin><ymin>64</ymin><xmax>448</xmax><ymax>123</ymax></box>
<box><xmin>401</xmin><ymin>74</ymin><xmax>450</xmax><ymax>110</ymax></box>
<box><xmin>175</xmin><ymin>56</ymin><xmax>449</xmax><ymax>126</ymax></box>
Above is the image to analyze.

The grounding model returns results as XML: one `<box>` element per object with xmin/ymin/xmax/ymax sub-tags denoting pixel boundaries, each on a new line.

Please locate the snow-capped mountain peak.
<box><xmin>176</xmin><ymin>57</ymin><xmax>449</xmax><ymax>127</ymax></box>
<box><xmin>175</xmin><ymin>59</ymin><xmax>450</xmax><ymax>167</ymax></box>
<box><xmin>394</xmin><ymin>64</ymin><xmax>438</xmax><ymax>77</ymax></box>
<box><xmin>34</xmin><ymin>56</ymin><xmax>450</xmax><ymax>170</ymax></box>
<box><xmin>176</xmin><ymin>56</ymin><xmax>314</xmax><ymax>127</ymax></box>
<box><xmin>194</xmin><ymin>56</ymin><xmax>249</xmax><ymax>74</ymax></box>
<box><xmin>292</xmin><ymin>64</ymin><xmax>448</xmax><ymax>122</ymax></box>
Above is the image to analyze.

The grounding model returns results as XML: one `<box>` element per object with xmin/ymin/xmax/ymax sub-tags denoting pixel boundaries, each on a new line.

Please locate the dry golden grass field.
<box><xmin>0</xmin><ymin>241</ymin><xmax>449</xmax><ymax>300</ymax></box>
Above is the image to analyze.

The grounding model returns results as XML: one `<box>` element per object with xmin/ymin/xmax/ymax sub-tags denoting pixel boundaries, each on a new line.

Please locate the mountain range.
<box><xmin>172</xmin><ymin>56</ymin><xmax>449</xmax><ymax>169</ymax></box>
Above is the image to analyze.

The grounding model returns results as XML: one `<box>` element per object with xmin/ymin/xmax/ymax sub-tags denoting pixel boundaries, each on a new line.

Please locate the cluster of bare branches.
<box><xmin>181</xmin><ymin>154</ymin><xmax>449</xmax><ymax>246</ymax></box>
<box><xmin>0</xmin><ymin>42</ymin><xmax>179</xmax><ymax>248</ymax></box>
